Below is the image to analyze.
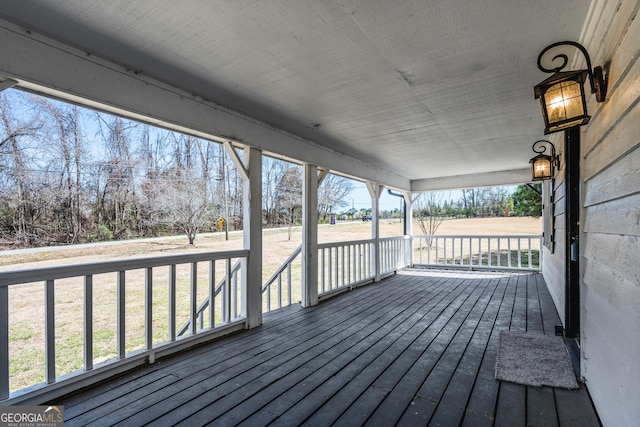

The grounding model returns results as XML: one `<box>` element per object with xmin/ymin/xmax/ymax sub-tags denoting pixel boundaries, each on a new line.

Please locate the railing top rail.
<box><xmin>0</xmin><ymin>249</ymin><xmax>249</xmax><ymax>286</ymax></box>
<box><xmin>262</xmin><ymin>246</ymin><xmax>302</xmax><ymax>291</ymax></box>
<box><xmin>412</xmin><ymin>234</ymin><xmax>542</xmax><ymax>239</ymax></box>
<box><xmin>380</xmin><ymin>235</ymin><xmax>411</xmax><ymax>242</ymax></box>
<box><xmin>318</xmin><ymin>239</ymin><xmax>375</xmax><ymax>249</ymax></box>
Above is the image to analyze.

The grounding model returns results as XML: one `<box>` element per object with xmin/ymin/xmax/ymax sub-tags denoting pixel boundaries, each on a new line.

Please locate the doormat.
<box><xmin>494</xmin><ymin>330</ymin><xmax>578</xmax><ymax>389</ymax></box>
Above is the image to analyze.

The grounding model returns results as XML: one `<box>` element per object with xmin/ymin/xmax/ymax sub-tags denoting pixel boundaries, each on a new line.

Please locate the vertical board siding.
<box><xmin>543</xmin><ymin>174</ymin><xmax>566</xmax><ymax>320</ymax></box>
<box><xmin>563</xmin><ymin>1</ymin><xmax>640</xmax><ymax>425</ymax></box>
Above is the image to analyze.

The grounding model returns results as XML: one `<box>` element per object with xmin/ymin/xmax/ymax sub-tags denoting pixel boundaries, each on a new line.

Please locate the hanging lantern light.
<box><xmin>529</xmin><ymin>140</ymin><xmax>559</xmax><ymax>181</ymax></box>
<box><xmin>534</xmin><ymin>41</ymin><xmax>607</xmax><ymax>134</ymax></box>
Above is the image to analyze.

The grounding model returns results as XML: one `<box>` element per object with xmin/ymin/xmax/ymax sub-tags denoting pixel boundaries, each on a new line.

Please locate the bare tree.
<box><xmin>0</xmin><ymin>92</ymin><xmax>254</xmax><ymax>246</ymax></box>
<box><xmin>0</xmin><ymin>92</ymin><xmax>44</xmax><ymax>244</ymax></box>
<box><xmin>275</xmin><ymin>166</ymin><xmax>302</xmax><ymax>240</ymax></box>
<box><xmin>36</xmin><ymin>98</ymin><xmax>86</xmax><ymax>243</ymax></box>
<box><xmin>485</xmin><ymin>187</ymin><xmax>511</xmax><ymax>216</ymax></box>
<box><xmin>461</xmin><ymin>188</ymin><xmax>487</xmax><ymax>217</ymax></box>
<box><xmin>144</xmin><ymin>170</ymin><xmax>210</xmax><ymax>244</ymax></box>
<box><xmin>318</xmin><ymin>174</ymin><xmax>353</xmax><ymax>220</ymax></box>
<box><xmin>262</xmin><ymin>157</ymin><xmax>287</xmax><ymax>226</ymax></box>
<box><xmin>93</xmin><ymin>115</ymin><xmax>140</xmax><ymax>239</ymax></box>
<box><xmin>414</xmin><ymin>192</ymin><xmax>445</xmax><ymax>248</ymax></box>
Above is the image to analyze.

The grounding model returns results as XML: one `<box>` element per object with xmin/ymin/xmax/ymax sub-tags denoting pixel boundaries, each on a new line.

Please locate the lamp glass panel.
<box><xmin>544</xmin><ymin>80</ymin><xmax>585</xmax><ymax>124</ymax></box>
<box><xmin>533</xmin><ymin>158</ymin><xmax>551</xmax><ymax>179</ymax></box>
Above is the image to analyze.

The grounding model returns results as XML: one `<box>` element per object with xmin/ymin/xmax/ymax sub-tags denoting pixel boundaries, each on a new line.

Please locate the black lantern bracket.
<box><xmin>532</xmin><ymin>140</ymin><xmax>559</xmax><ymax>167</ymax></box>
<box><xmin>537</xmin><ymin>41</ymin><xmax>607</xmax><ymax>103</ymax></box>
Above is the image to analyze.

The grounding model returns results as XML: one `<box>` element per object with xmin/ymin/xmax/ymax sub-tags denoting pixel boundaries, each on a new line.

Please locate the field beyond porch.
<box><xmin>0</xmin><ymin>216</ymin><xmax>541</xmax><ymax>271</ymax></box>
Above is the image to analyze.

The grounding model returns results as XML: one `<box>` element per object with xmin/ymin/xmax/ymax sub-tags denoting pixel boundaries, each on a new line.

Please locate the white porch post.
<box><xmin>367</xmin><ymin>182</ymin><xmax>384</xmax><ymax>282</ymax></box>
<box><xmin>403</xmin><ymin>191</ymin><xmax>414</xmax><ymax>267</ymax></box>
<box><xmin>241</xmin><ymin>147</ymin><xmax>262</xmax><ymax>328</ymax></box>
<box><xmin>302</xmin><ymin>163</ymin><xmax>318</xmax><ymax>307</ymax></box>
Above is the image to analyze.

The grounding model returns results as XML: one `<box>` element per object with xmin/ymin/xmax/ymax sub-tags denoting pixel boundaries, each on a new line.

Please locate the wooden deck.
<box><xmin>55</xmin><ymin>269</ymin><xmax>601</xmax><ymax>426</ymax></box>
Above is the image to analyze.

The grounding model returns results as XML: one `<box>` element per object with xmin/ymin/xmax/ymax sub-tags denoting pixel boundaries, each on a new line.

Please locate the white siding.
<box><xmin>543</xmin><ymin>174</ymin><xmax>565</xmax><ymax>321</ymax></box>
<box><xmin>542</xmin><ymin>1</ymin><xmax>640</xmax><ymax>425</ymax></box>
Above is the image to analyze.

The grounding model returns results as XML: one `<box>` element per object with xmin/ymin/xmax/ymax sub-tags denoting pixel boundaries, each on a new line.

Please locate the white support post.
<box><xmin>302</xmin><ymin>164</ymin><xmax>319</xmax><ymax>307</ymax></box>
<box><xmin>366</xmin><ymin>182</ymin><xmax>384</xmax><ymax>282</ymax></box>
<box><xmin>242</xmin><ymin>147</ymin><xmax>262</xmax><ymax>328</ymax></box>
<box><xmin>403</xmin><ymin>191</ymin><xmax>414</xmax><ymax>267</ymax></box>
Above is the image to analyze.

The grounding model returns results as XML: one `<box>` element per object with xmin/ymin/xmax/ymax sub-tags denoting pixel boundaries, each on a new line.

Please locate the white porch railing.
<box><xmin>379</xmin><ymin>236</ymin><xmax>412</xmax><ymax>277</ymax></box>
<box><xmin>318</xmin><ymin>239</ymin><xmax>375</xmax><ymax>295</ymax></box>
<box><xmin>1</xmin><ymin>234</ymin><xmax>540</xmax><ymax>402</ymax></box>
<box><xmin>262</xmin><ymin>246</ymin><xmax>302</xmax><ymax>312</ymax></box>
<box><xmin>0</xmin><ymin>250</ymin><xmax>247</xmax><ymax>403</ymax></box>
<box><xmin>412</xmin><ymin>235</ymin><xmax>541</xmax><ymax>271</ymax></box>
<box><xmin>262</xmin><ymin>236</ymin><xmax>412</xmax><ymax>312</ymax></box>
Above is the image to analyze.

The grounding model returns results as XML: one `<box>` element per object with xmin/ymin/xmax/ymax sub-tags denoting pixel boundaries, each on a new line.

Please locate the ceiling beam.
<box><xmin>411</xmin><ymin>168</ymin><xmax>532</xmax><ymax>192</ymax></box>
<box><xmin>0</xmin><ymin>78</ymin><xmax>17</xmax><ymax>93</ymax></box>
<box><xmin>0</xmin><ymin>19</ymin><xmax>410</xmax><ymax>190</ymax></box>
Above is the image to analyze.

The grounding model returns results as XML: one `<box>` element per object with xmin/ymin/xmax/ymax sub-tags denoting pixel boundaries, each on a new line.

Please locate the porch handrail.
<box><xmin>261</xmin><ymin>246</ymin><xmax>302</xmax><ymax>312</ymax></box>
<box><xmin>0</xmin><ymin>249</ymin><xmax>248</xmax><ymax>403</ymax></box>
<box><xmin>412</xmin><ymin>234</ymin><xmax>542</xmax><ymax>271</ymax></box>
<box><xmin>177</xmin><ymin>260</ymin><xmax>243</xmax><ymax>337</ymax></box>
<box><xmin>262</xmin><ymin>246</ymin><xmax>302</xmax><ymax>292</ymax></box>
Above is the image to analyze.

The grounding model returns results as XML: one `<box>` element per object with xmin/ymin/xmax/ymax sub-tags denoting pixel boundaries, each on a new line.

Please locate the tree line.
<box><xmin>408</xmin><ymin>185</ymin><xmax>542</xmax><ymax>236</ymax></box>
<box><xmin>0</xmin><ymin>90</ymin><xmax>540</xmax><ymax>249</ymax></box>
<box><xmin>0</xmin><ymin>91</ymin><xmax>352</xmax><ymax>248</ymax></box>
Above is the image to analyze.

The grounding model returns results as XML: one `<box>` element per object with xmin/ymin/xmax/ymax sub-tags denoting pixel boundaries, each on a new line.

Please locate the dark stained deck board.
<box><xmin>393</xmin><ymin>279</ymin><xmax>499</xmax><ymax>426</ymax></box>
<box><xmin>526</xmin><ymin>273</ymin><xmax>545</xmax><ymax>334</ymax></box>
<box><xmin>424</xmin><ymin>277</ymin><xmax>507</xmax><ymax>427</ymax></box>
<box><xmin>174</xmin><ymin>277</ymin><xmax>462</xmax><ymax>426</ymax></box>
<box><xmin>555</xmin><ymin>385</ymin><xmax>602</xmax><ymax>426</ymax></box>
<box><xmin>225</xmin><ymin>277</ymin><xmax>473</xmax><ymax>426</ymax></box>
<box><xmin>536</xmin><ymin>273</ymin><xmax>562</xmax><ymax>335</ymax></box>
<box><xmin>55</xmin><ymin>269</ymin><xmax>600</xmax><ymax>426</ymax></box>
<box><xmin>103</xmin><ymin>275</ymin><xmax>435</xmax><ymax>426</ymax></box>
<box><xmin>153</xmin><ymin>274</ymin><xmax>456</xmax><ymax>425</ymax></box>
<box><xmin>528</xmin><ymin>387</ymin><xmax>559</xmax><ymax>427</ymax></box>
<box><xmin>229</xmin><ymin>275</ymin><xmax>470</xmax><ymax>427</ymax></box>
<box><xmin>115</xmin><ymin>274</ymin><xmax>458</xmax><ymax>422</ymax></box>
<box><xmin>246</xmin><ymin>275</ymin><xmax>481</xmax><ymax>427</ymax></box>
<box><xmin>303</xmin><ymin>276</ymin><xmax>490</xmax><ymax>426</ymax></box>
<box><xmin>459</xmin><ymin>276</ymin><xmax>512</xmax><ymax>427</ymax></box>
<box><xmin>66</xmin><ymin>275</ymin><xmax>420</xmax><ymax>421</ymax></box>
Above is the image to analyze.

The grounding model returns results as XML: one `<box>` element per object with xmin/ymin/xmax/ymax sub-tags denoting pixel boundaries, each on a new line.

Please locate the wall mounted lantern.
<box><xmin>534</xmin><ymin>41</ymin><xmax>607</xmax><ymax>134</ymax></box>
<box><xmin>530</xmin><ymin>140</ymin><xmax>559</xmax><ymax>181</ymax></box>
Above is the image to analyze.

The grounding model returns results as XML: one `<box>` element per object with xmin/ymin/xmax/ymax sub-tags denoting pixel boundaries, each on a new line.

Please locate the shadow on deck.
<box><xmin>55</xmin><ymin>269</ymin><xmax>600</xmax><ymax>426</ymax></box>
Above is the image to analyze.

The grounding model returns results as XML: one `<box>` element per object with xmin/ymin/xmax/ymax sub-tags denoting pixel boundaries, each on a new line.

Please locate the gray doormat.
<box><xmin>495</xmin><ymin>330</ymin><xmax>579</xmax><ymax>389</ymax></box>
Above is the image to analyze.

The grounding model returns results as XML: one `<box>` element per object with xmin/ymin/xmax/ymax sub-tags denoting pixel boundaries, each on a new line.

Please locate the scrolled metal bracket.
<box><xmin>537</xmin><ymin>41</ymin><xmax>607</xmax><ymax>102</ymax></box>
<box><xmin>532</xmin><ymin>140</ymin><xmax>559</xmax><ymax>167</ymax></box>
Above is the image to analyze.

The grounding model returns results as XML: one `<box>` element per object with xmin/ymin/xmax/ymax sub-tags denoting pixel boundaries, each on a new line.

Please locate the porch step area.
<box><xmin>54</xmin><ymin>269</ymin><xmax>601</xmax><ymax>426</ymax></box>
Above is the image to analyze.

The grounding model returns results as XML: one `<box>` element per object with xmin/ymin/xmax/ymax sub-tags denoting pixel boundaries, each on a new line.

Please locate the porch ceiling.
<box><xmin>0</xmin><ymin>1</ymin><xmax>591</xmax><ymax>190</ymax></box>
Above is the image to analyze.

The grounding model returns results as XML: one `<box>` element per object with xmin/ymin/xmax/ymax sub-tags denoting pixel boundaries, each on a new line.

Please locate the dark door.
<box><xmin>564</xmin><ymin>127</ymin><xmax>581</xmax><ymax>339</ymax></box>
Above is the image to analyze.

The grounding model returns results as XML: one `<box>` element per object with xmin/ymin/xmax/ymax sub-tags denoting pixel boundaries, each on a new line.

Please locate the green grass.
<box><xmin>436</xmin><ymin>249</ymin><xmax>541</xmax><ymax>268</ymax></box>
